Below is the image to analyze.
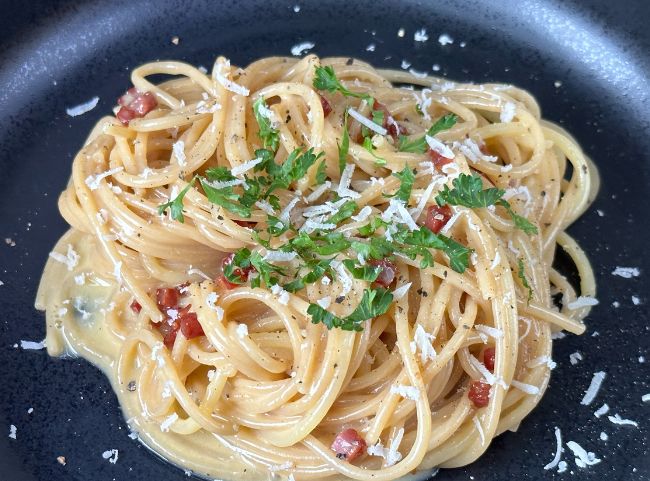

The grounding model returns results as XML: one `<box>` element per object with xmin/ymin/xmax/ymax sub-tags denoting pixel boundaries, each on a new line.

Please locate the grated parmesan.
<box><xmin>8</xmin><ymin>425</ymin><xmax>16</xmax><ymax>439</ymax></box>
<box><xmin>392</xmin><ymin>282</ymin><xmax>412</xmax><ymax>300</ymax></box>
<box><xmin>581</xmin><ymin>371</ymin><xmax>606</xmax><ymax>406</ymax></box>
<box><xmin>316</xmin><ymin>296</ymin><xmax>331</xmax><ymax>309</ymax></box>
<box><xmin>85</xmin><ymin>167</ymin><xmax>124</xmax><ymax>191</ymax></box>
<box><xmin>608</xmin><ymin>413</ymin><xmax>638</xmax><ymax>427</ymax></box>
<box><xmin>49</xmin><ymin>244</ymin><xmax>80</xmax><ymax>271</ymax></box>
<box><xmin>264</xmin><ymin>251</ymin><xmax>297</xmax><ymax>262</ymax></box>
<box><xmin>101</xmin><ymin>449</ymin><xmax>119</xmax><ymax>464</ymax></box>
<box><xmin>569</xmin><ymin>351</ymin><xmax>583</xmax><ymax>365</ymax></box>
<box><xmin>66</xmin><ymin>96</ymin><xmax>100</xmax><ymax>117</ymax></box>
<box><xmin>290</xmin><ymin>42</ymin><xmax>315</xmax><ymax>56</ymax></box>
<box><xmin>390</xmin><ymin>384</ymin><xmax>420</xmax><ymax>401</ymax></box>
<box><xmin>160</xmin><ymin>413</ymin><xmax>178</xmax><ymax>432</ymax></box>
<box><xmin>409</xmin><ymin>324</ymin><xmax>436</xmax><ymax>363</ymax></box>
<box><xmin>566</xmin><ymin>440</ymin><xmax>601</xmax><ymax>468</ymax></box>
<box><xmin>236</xmin><ymin>324</ymin><xmax>248</xmax><ymax>339</ymax></box>
<box><xmin>215</xmin><ymin>61</ymin><xmax>250</xmax><ymax>96</ymax></box>
<box><xmin>425</xmin><ymin>135</ymin><xmax>454</xmax><ymax>159</ymax></box>
<box><xmin>414</xmin><ymin>28</ymin><xmax>428</xmax><ymax>42</ymax></box>
<box><xmin>567</xmin><ymin>296</ymin><xmax>599</xmax><ymax>310</ymax></box>
<box><xmin>511</xmin><ymin>380</ymin><xmax>540</xmax><ymax>395</ymax></box>
<box><xmin>594</xmin><ymin>403</ymin><xmax>609</xmax><ymax>418</ymax></box>
<box><xmin>20</xmin><ymin>339</ymin><xmax>46</xmax><ymax>350</ymax></box>
<box><xmin>438</xmin><ymin>33</ymin><xmax>453</xmax><ymax>45</ymax></box>
<box><xmin>543</xmin><ymin>427</ymin><xmax>563</xmax><ymax>470</ymax></box>
<box><xmin>172</xmin><ymin>140</ymin><xmax>186</xmax><ymax>166</ymax></box>
<box><xmin>231</xmin><ymin>156</ymin><xmax>263</xmax><ymax>177</ymax></box>
<box><xmin>500</xmin><ymin>102</ymin><xmax>516</xmax><ymax>123</ymax></box>
<box><xmin>348</xmin><ymin>108</ymin><xmax>388</xmax><ymax>136</ymax></box>
<box><xmin>475</xmin><ymin>324</ymin><xmax>504</xmax><ymax>339</ymax></box>
<box><xmin>611</xmin><ymin>266</ymin><xmax>640</xmax><ymax>278</ymax></box>
<box><xmin>351</xmin><ymin>205</ymin><xmax>372</xmax><ymax>222</ymax></box>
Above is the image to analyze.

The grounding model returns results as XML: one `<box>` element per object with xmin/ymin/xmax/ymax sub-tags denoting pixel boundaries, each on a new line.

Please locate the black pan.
<box><xmin>1</xmin><ymin>0</ymin><xmax>648</xmax><ymax>479</ymax></box>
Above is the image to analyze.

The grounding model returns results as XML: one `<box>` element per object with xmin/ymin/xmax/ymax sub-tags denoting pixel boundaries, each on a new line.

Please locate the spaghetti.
<box><xmin>35</xmin><ymin>55</ymin><xmax>598</xmax><ymax>480</ymax></box>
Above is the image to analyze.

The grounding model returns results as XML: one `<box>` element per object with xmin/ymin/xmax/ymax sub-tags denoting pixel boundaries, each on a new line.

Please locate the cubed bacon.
<box><xmin>424</xmin><ymin>205</ymin><xmax>452</xmax><ymax>234</ymax></box>
<box><xmin>220</xmin><ymin>253</ymin><xmax>255</xmax><ymax>288</ymax></box>
<box><xmin>179</xmin><ymin>311</ymin><xmax>204</xmax><ymax>339</ymax></box>
<box><xmin>367</xmin><ymin>258</ymin><xmax>397</xmax><ymax>288</ymax></box>
<box><xmin>468</xmin><ymin>380</ymin><xmax>491</xmax><ymax>408</ymax></box>
<box><xmin>428</xmin><ymin>148</ymin><xmax>454</xmax><ymax>170</ymax></box>
<box><xmin>156</xmin><ymin>287</ymin><xmax>180</xmax><ymax>310</ymax></box>
<box><xmin>130</xmin><ymin>300</ymin><xmax>142</xmax><ymax>314</ymax></box>
<box><xmin>483</xmin><ymin>347</ymin><xmax>496</xmax><ymax>373</ymax></box>
<box><xmin>234</xmin><ymin>219</ymin><xmax>256</xmax><ymax>228</ymax></box>
<box><xmin>373</xmin><ymin>100</ymin><xmax>400</xmax><ymax>141</ymax></box>
<box><xmin>116</xmin><ymin>87</ymin><xmax>158</xmax><ymax>125</ymax></box>
<box><xmin>331</xmin><ymin>428</ymin><xmax>367</xmax><ymax>462</ymax></box>
<box><xmin>157</xmin><ymin>319</ymin><xmax>180</xmax><ymax>348</ymax></box>
<box><xmin>319</xmin><ymin>94</ymin><xmax>332</xmax><ymax>117</ymax></box>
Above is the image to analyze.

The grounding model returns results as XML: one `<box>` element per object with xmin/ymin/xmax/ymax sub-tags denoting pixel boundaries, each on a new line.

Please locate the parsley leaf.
<box><xmin>157</xmin><ymin>176</ymin><xmax>197</xmax><ymax>223</ymax></box>
<box><xmin>436</xmin><ymin>174</ymin><xmax>538</xmax><ymax>234</ymax></box>
<box><xmin>346</xmin><ymin>288</ymin><xmax>393</xmax><ymax>324</ymax></box>
<box><xmin>362</xmin><ymin>136</ymin><xmax>387</xmax><ymax>165</ymax></box>
<box><xmin>313</xmin><ymin>66</ymin><xmax>371</xmax><ymax>101</ymax></box>
<box><xmin>223</xmin><ymin>248</ymin><xmax>252</xmax><ymax>285</ymax></box>
<box><xmin>400</xmin><ymin>226</ymin><xmax>472</xmax><ymax>273</ymax></box>
<box><xmin>290</xmin><ymin>231</ymin><xmax>351</xmax><ymax>257</ymax></box>
<box><xmin>284</xmin><ymin>259</ymin><xmax>332</xmax><ymax>292</ymax></box>
<box><xmin>342</xmin><ymin>259</ymin><xmax>381</xmax><ymax>282</ymax></box>
<box><xmin>338</xmin><ymin>110</ymin><xmax>350</xmax><ymax>175</ymax></box>
<box><xmin>436</xmin><ymin>173</ymin><xmax>503</xmax><ymax>208</ymax></box>
<box><xmin>397</xmin><ymin>114</ymin><xmax>457</xmax><ymax>153</ymax></box>
<box><xmin>358</xmin><ymin>217</ymin><xmax>390</xmax><ymax>236</ymax></box>
<box><xmin>200</xmin><ymin>178</ymin><xmax>251</xmax><ymax>218</ymax></box>
<box><xmin>315</xmin><ymin>160</ymin><xmax>328</xmax><ymax>185</ymax></box>
<box><xmin>264</xmin><ymin>148</ymin><xmax>323</xmax><ymax>197</ymax></box>
<box><xmin>249</xmin><ymin>251</ymin><xmax>285</xmax><ymax>288</ymax></box>
<box><xmin>497</xmin><ymin>199</ymin><xmax>538</xmax><ymax>234</ymax></box>
<box><xmin>390</xmin><ymin>166</ymin><xmax>416</xmax><ymax>202</ymax></box>
<box><xmin>328</xmin><ymin>200</ymin><xmax>357</xmax><ymax>225</ymax></box>
<box><xmin>307</xmin><ymin>287</ymin><xmax>393</xmax><ymax>331</ymax></box>
<box><xmin>253</xmin><ymin>97</ymin><xmax>280</xmax><ymax>152</ymax></box>
<box><xmin>517</xmin><ymin>258</ymin><xmax>533</xmax><ymax>302</ymax></box>
<box><xmin>351</xmin><ymin>237</ymin><xmax>394</xmax><ymax>260</ymax></box>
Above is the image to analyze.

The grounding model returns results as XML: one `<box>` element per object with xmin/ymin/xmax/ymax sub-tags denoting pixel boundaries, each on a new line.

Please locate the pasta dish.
<box><xmin>35</xmin><ymin>54</ymin><xmax>598</xmax><ymax>480</ymax></box>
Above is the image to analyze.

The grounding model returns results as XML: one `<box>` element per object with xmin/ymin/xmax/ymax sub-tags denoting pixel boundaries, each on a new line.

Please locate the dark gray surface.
<box><xmin>0</xmin><ymin>0</ymin><xmax>648</xmax><ymax>480</ymax></box>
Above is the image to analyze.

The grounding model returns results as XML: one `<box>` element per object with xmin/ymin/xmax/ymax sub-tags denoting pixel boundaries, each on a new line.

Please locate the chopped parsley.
<box><xmin>389</xmin><ymin>166</ymin><xmax>416</xmax><ymax>202</ymax></box>
<box><xmin>338</xmin><ymin>110</ymin><xmax>350</xmax><ymax>174</ymax></box>
<box><xmin>517</xmin><ymin>258</ymin><xmax>533</xmax><ymax>302</ymax></box>
<box><xmin>342</xmin><ymin>259</ymin><xmax>381</xmax><ymax>281</ymax></box>
<box><xmin>313</xmin><ymin>66</ymin><xmax>372</xmax><ymax>102</ymax></box>
<box><xmin>362</xmin><ymin>136</ymin><xmax>387</xmax><ymax>165</ymax></box>
<box><xmin>252</xmin><ymin>97</ymin><xmax>280</xmax><ymax>152</ymax></box>
<box><xmin>264</xmin><ymin>148</ymin><xmax>323</xmax><ymax>197</ymax></box>
<box><xmin>157</xmin><ymin>176</ymin><xmax>197</xmax><ymax>223</ymax></box>
<box><xmin>307</xmin><ymin>287</ymin><xmax>393</xmax><ymax>331</ymax></box>
<box><xmin>397</xmin><ymin>113</ymin><xmax>457</xmax><ymax>153</ymax></box>
<box><xmin>436</xmin><ymin>173</ymin><xmax>538</xmax><ymax>234</ymax></box>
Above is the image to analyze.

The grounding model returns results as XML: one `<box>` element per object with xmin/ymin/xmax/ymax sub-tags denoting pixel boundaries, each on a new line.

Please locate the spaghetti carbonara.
<box><xmin>35</xmin><ymin>55</ymin><xmax>598</xmax><ymax>480</ymax></box>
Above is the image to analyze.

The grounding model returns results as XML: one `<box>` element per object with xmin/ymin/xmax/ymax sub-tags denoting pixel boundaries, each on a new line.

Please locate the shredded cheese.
<box><xmin>566</xmin><ymin>440</ymin><xmax>601</xmax><ymax>468</ymax></box>
<box><xmin>567</xmin><ymin>296</ymin><xmax>599</xmax><ymax>310</ymax></box>
<box><xmin>594</xmin><ymin>403</ymin><xmax>609</xmax><ymax>418</ymax></box>
<box><xmin>607</xmin><ymin>413</ymin><xmax>638</xmax><ymax>427</ymax></box>
<box><xmin>84</xmin><ymin>167</ymin><xmax>124</xmax><ymax>191</ymax></box>
<box><xmin>390</xmin><ymin>384</ymin><xmax>420</xmax><ymax>401</ymax></box>
<box><xmin>425</xmin><ymin>135</ymin><xmax>454</xmax><ymax>159</ymax></box>
<box><xmin>348</xmin><ymin>108</ymin><xmax>388</xmax><ymax>136</ymax></box>
<box><xmin>611</xmin><ymin>266</ymin><xmax>640</xmax><ymax>278</ymax></box>
<box><xmin>543</xmin><ymin>427</ymin><xmax>563</xmax><ymax>470</ymax></box>
<box><xmin>581</xmin><ymin>371</ymin><xmax>606</xmax><ymax>406</ymax></box>
<box><xmin>66</xmin><ymin>96</ymin><xmax>100</xmax><ymax>117</ymax></box>
<box><xmin>290</xmin><ymin>42</ymin><xmax>315</xmax><ymax>56</ymax></box>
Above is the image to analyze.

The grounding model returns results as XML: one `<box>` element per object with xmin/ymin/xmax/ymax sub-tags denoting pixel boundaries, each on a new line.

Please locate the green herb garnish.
<box><xmin>253</xmin><ymin>97</ymin><xmax>280</xmax><ymax>152</ymax></box>
<box><xmin>397</xmin><ymin>114</ymin><xmax>457</xmax><ymax>153</ymax></box>
<box><xmin>157</xmin><ymin>176</ymin><xmax>197</xmax><ymax>223</ymax></box>
<box><xmin>307</xmin><ymin>288</ymin><xmax>393</xmax><ymax>331</ymax></box>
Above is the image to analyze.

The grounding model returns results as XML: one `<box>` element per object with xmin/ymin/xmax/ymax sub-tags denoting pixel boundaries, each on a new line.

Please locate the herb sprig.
<box><xmin>307</xmin><ymin>288</ymin><xmax>393</xmax><ymax>331</ymax></box>
<box><xmin>397</xmin><ymin>114</ymin><xmax>457</xmax><ymax>153</ymax></box>
<box><xmin>436</xmin><ymin>173</ymin><xmax>538</xmax><ymax>234</ymax></box>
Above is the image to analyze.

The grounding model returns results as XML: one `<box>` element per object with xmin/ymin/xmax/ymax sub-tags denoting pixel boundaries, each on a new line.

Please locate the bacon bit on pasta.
<box><xmin>331</xmin><ymin>428</ymin><xmax>367</xmax><ymax>461</ymax></box>
<box><xmin>468</xmin><ymin>380</ymin><xmax>491</xmax><ymax>408</ymax></box>
<box><xmin>483</xmin><ymin>347</ymin><xmax>496</xmax><ymax>373</ymax></box>
<box><xmin>428</xmin><ymin>148</ymin><xmax>453</xmax><ymax>170</ymax></box>
<box><xmin>220</xmin><ymin>253</ymin><xmax>256</xmax><ymax>288</ymax></box>
<box><xmin>319</xmin><ymin>94</ymin><xmax>333</xmax><ymax>117</ymax></box>
<box><xmin>373</xmin><ymin>100</ymin><xmax>400</xmax><ymax>141</ymax></box>
<box><xmin>156</xmin><ymin>287</ymin><xmax>180</xmax><ymax>311</ymax></box>
<box><xmin>178</xmin><ymin>307</ymin><xmax>204</xmax><ymax>339</ymax></box>
<box><xmin>234</xmin><ymin>219</ymin><xmax>256</xmax><ymax>228</ymax></box>
<box><xmin>368</xmin><ymin>258</ymin><xmax>397</xmax><ymax>288</ymax></box>
<box><xmin>116</xmin><ymin>87</ymin><xmax>158</xmax><ymax>125</ymax></box>
<box><xmin>424</xmin><ymin>205</ymin><xmax>452</xmax><ymax>233</ymax></box>
<box><xmin>130</xmin><ymin>300</ymin><xmax>142</xmax><ymax>314</ymax></box>
<box><xmin>157</xmin><ymin>319</ymin><xmax>180</xmax><ymax>348</ymax></box>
